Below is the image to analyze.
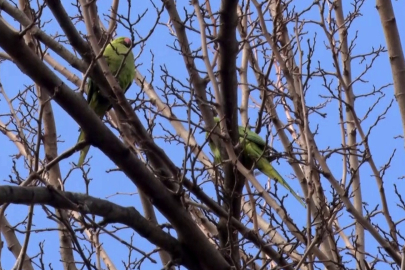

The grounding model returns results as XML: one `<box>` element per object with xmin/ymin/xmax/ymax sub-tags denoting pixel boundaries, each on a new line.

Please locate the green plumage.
<box><xmin>207</xmin><ymin>118</ymin><xmax>305</xmax><ymax>206</ymax></box>
<box><xmin>77</xmin><ymin>37</ymin><xmax>135</xmax><ymax>166</ymax></box>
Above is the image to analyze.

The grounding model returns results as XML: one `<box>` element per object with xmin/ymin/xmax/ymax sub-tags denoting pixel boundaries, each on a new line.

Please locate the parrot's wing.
<box><xmin>210</xmin><ymin>140</ymin><xmax>222</xmax><ymax>164</ymax></box>
<box><xmin>118</xmin><ymin>55</ymin><xmax>134</xmax><ymax>93</ymax></box>
<box><xmin>206</xmin><ymin>131</ymin><xmax>222</xmax><ymax>164</ymax></box>
<box><xmin>238</xmin><ymin>125</ymin><xmax>280</xmax><ymax>163</ymax></box>
<box><xmin>210</xmin><ymin>119</ymin><xmax>265</xmax><ymax>146</ymax></box>
<box><xmin>245</xmin><ymin>141</ymin><xmax>305</xmax><ymax>206</ymax></box>
<box><xmin>85</xmin><ymin>51</ymin><xmax>114</xmax><ymax>104</ymax></box>
<box><xmin>238</xmin><ymin>126</ymin><xmax>266</xmax><ymax>148</ymax></box>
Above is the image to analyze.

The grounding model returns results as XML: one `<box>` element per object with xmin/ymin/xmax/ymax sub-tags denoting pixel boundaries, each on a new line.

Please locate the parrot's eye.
<box><xmin>123</xmin><ymin>37</ymin><xmax>132</xmax><ymax>48</ymax></box>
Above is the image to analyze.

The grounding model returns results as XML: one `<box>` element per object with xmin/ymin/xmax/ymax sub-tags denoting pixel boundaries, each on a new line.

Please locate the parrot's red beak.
<box><xmin>124</xmin><ymin>37</ymin><xmax>132</xmax><ymax>47</ymax></box>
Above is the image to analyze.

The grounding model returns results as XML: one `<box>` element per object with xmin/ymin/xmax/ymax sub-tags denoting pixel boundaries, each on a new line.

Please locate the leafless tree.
<box><xmin>0</xmin><ymin>0</ymin><xmax>404</xmax><ymax>269</ymax></box>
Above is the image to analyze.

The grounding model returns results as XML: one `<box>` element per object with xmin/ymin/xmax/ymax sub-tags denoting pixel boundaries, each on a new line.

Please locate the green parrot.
<box><xmin>207</xmin><ymin>118</ymin><xmax>305</xmax><ymax>206</ymax></box>
<box><xmin>77</xmin><ymin>37</ymin><xmax>135</xmax><ymax>166</ymax></box>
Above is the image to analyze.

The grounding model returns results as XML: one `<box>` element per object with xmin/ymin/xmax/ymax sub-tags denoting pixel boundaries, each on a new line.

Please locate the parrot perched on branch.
<box><xmin>207</xmin><ymin>117</ymin><xmax>305</xmax><ymax>206</ymax></box>
<box><xmin>77</xmin><ymin>37</ymin><xmax>135</xmax><ymax>166</ymax></box>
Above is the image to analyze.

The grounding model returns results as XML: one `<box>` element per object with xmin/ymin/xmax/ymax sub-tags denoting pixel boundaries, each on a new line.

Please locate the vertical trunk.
<box><xmin>334</xmin><ymin>1</ymin><xmax>365</xmax><ymax>270</ymax></box>
<box><xmin>218</xmin><ymin>0</ymin><xmax>241</xmax><ymax>267</ymax></box>
<box><xmin>376</xmin><ymin>0</ymin><xmax>405</xmax><ymax>140</ymax></box>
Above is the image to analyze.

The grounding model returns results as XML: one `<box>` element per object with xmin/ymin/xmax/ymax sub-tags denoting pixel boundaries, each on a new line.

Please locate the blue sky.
<box><xmin>1</xmin><ymin>0</ymin><xmax>405</xmax><ymax>269</ymax></box>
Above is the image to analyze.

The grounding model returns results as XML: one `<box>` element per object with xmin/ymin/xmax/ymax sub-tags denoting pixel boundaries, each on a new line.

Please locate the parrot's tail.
<box><xmin>77</xmin><ymin>130</ymin><xmax>90</xmax><ymax>166</ymax></box>
<box><xmin>261</xmin><ymin>164</ymin><xmax>306</xmax><ymax>207</ymax></box>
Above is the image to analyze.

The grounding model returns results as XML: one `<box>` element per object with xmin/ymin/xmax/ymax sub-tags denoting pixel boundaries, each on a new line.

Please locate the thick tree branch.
<box><xmin>376</xmin><ymin>0</ymin><xmax>405</xmax><ymax>139</ymax></box>
<box><xmin>0</xmin><ymin>185</ymin><xmax>203</xmax><ymax>270</ymax></box>
<box><xmin>217</xmin><ymin>0</ymin><xmax>241</xmax><ymax>266</ymax></box>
